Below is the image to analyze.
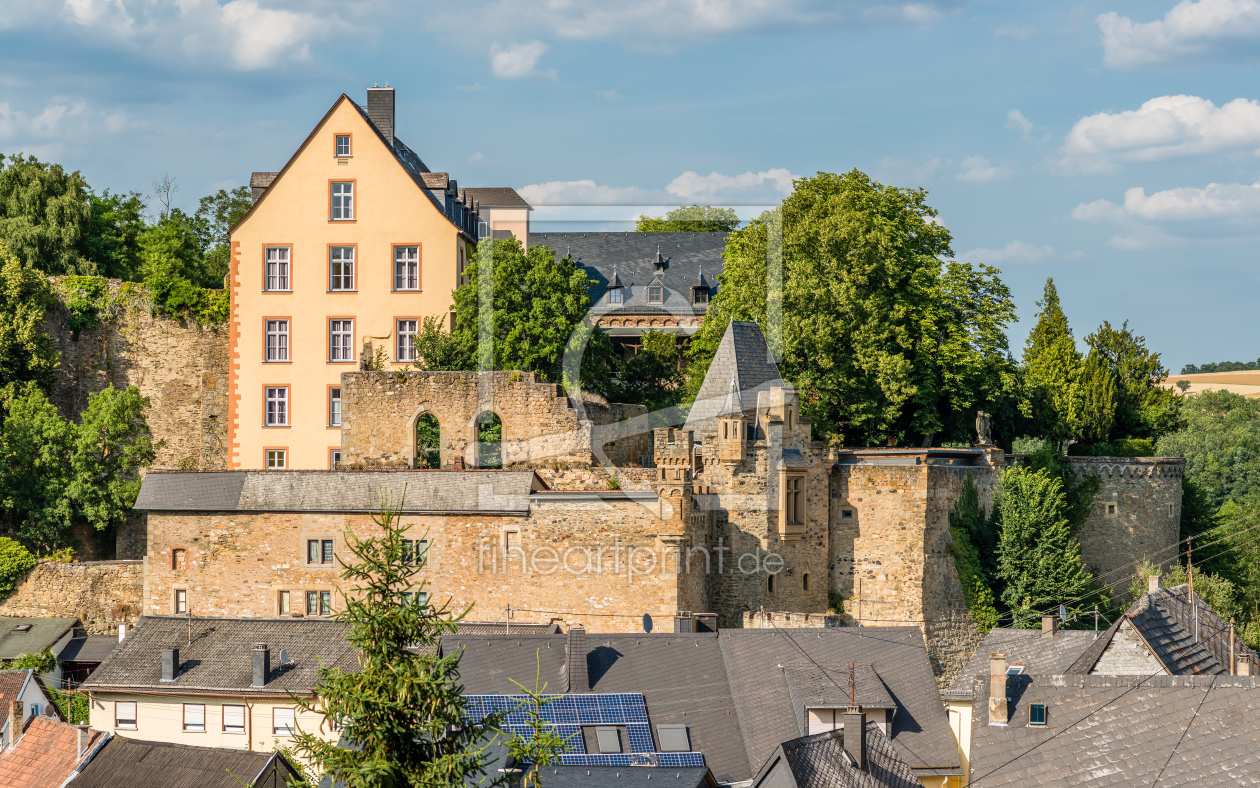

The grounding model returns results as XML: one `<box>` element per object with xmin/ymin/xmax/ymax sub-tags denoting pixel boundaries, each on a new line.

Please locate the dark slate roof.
<box><xmin>1068</xmin><ymin>584</ymin><xmax>1259</xmax><ymax>676</ymax></box>
<box><xmin>945</xmin><ymin>628</ymin><xmax>1099</xmax><ymax>700</ymax></box>
<box><xmin>462</xmin><ymin>187</ymin><xmax>531</xmax><ymax>209</ymax></box>
<box><xmin>967</xmin><ymin>673</ymin><xmax>1260</xmax><ymax>786</ymax></box>
<box><xmin>685</xmin><ymin>321</ymin><xmax>785</xmax><ymax>433</ymax></box>
<box><xmin>134</xmin><ymin>470</ymin><xmax>543</xmax><ymax>514</ymax></box>
<box><xmin>753</xmin><ymin>723</ymin><xmax>922</xmax><ymax>788</ymax></box>
<box><xmin>783</xmin><ymin>663</ymin><xmax>895</xmax><ymax>710</ymax></box>
<box><xmin>454</xmin><ymin>621</ymin><xmax>563</xmax><ymax>636</ymax></box>
<box><xmin>0</xmin><ymin>618</ymin><xmax>77</xmax><ymax>660</ymax></box>
<box><xmin>71</xmin><ymin>737</ymin><xmax>297</xmax><ymax>788</ymax></box>
<box><xmin>529</xmin><ymin>232</ymin><xmax>726</xmax><ymax>313</ymax></box>
<box><xmin>718</xmin><ymin>628</ymin><xmax>961</xmax><ymax>778</ymax></box>
<box><xmin>82</xmin><ymin>616</ymin><xmax>358</xmax><ymax>696</ymax></box>
<box><xmin>446</xmin><ymin>632</ymin><xmax>752</xmax><ymax>784</ymax></box>
<box><xmin>58</xmin><ymin>635</ymin><xmax>120</xmax><ymax>664</ymax></box>
<box><xmin>538</xmin><ymin>766</ymin><xmax>715</xmax><ymax>787</ymax></box>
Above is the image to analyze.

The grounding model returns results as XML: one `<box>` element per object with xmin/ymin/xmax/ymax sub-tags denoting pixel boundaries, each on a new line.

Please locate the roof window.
<box><xmin>648</xmin><ymin>285</ymin><xmax>663</xmax><ymax>304</ymax></box>
<box><xmin>1029</xmin><ymin>704</ymin><xmax>1047</xmax><ymax>726</ymax></box>
<box><xmin>10</xmin><ymin>624</ymin><xmax>30</xmax><ymax>634</ymax></box>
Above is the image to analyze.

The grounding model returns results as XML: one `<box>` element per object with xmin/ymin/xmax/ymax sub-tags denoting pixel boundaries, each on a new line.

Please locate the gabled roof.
<box><xmin>71</xmin><ymin>737</ymin><xmax>300</xmax><ymax>788</ymax></box>
<box><xmin>752</xmin><ymin>723</ymin><xmax>921</xmax><ymax>788</ymax></box>
<box><xmin>134</xmin><ymin>470</ymin><xmax>546</xmax><ymax>514</ymax></box>
<box><xmin>0</xmin><ymin>671</ymin><xmax>31</xmax><ymax>731</ymax></box>
<box><xmin>945</xmin><ymin>628</ymin><xmax>1099</xmax><ymax>700</ymax></box>
<box><xmin>967</xmin><ymin>673</ymin><xmax>1260</xmax><ymax>786</ymax></box>
<box><xmin>540</xmin><ymin>766</ymin><xmax>717</xmax><ymax>787</ymax></box>
<box><xmin>1067</xmin><ymin>584</ymin><xmax>1259</xmax><ymax>676</ymax></box>
<box><xmin>58</xmin><ymin>635</ymin><xmax>120</xmax><ymax>664</ymax></box>
<box><xmin>0</xmin><ymin>717</ymin><xmax>106</xmax><ymax>788</ymax></box>
<box><xmin>0</xmin><ymin>618</ymin><xmax>78</xmax><ymax>660</ymax></box>
<box><xmin>684</xmin><ymin>321</ymin><xmax>785</xmax><ymax>433</ymax></box>
<box><xmin>782</xmin><ymin>663</ymin><xmax>895</xmax><ymax>710</ymax></box>
<box><xmin>461</xmin><ymin>187</ymin><xmax>531</xmax><ymax>209</ymax></box>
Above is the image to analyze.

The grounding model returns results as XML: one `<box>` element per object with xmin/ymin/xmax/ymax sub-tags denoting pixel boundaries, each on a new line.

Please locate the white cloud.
<box><xmin>53</xmin><ymin>0</ymin><xmax>347</xmax><ymax>71</ymax></box>
<box><xmin>1076</xmin><ymin>180</ymin><xmax>1260</xmax><ymax>222</ymax></box>
<box><xmin>595</xmin><ymin>89</ymin><xmax>623</xmax><ymax>100</ymax></box>
<box><xmin>0</xmin><ymin>98</ymin><xmax>125</xmax><ymax>142</ymax></box>
<box><xmin>955</xmin><ymin>155</ymin><xmax>1012</xmax><ymax>183</ymax></box>
<box><xmin>1061</xmin><ymin>95</ymin><xmax>1260</xmax><ymax>171</ymax></box>
<box><xmin>1098</xmin><ymin>0</ymin><xmax>1260</xmax><ymax>68</ymax></box>
<box><xmin>1006</xmin><ymin>109</ymin><xmax>1033</xmax><ymax>137</ymax></box>
<box><xmin>961</xmin><ymin>240</ymin><xmax>1055</xmax><ymax>264</ymax></box>
<box><xmin>519</xmin><ymin>168</ymin><xmax>799</xmax><ymax>206</ymax></box>
<box><xmin>490</xmin><ymin>40</ymin><xmax>556</xmax><ymax>79</ymax></box>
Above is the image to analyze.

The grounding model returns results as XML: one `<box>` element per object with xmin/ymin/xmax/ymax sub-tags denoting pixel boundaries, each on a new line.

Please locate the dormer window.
<box><xmin>648</xmin><ymin>285</ymin><xmax>663</xmax><ymax>304</ymax></box>
<box><xmin>609</xmin><ymin>287</ymin><xmax>623</xmax><ymax>304</ymax></box>
<box><xmin>692</xmin><ymin>287</ymin><xmax>709</xmax><ymax>305</ymax></box>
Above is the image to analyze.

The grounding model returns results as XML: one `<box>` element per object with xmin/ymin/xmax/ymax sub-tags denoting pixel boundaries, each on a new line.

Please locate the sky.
<box><xmin>2</xmin><ymin>0</ymin><xmax>1259</xmax><ymax>372</ymax></box>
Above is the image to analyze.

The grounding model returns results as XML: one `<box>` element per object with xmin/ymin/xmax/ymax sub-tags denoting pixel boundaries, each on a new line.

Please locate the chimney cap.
<box><xmin>1149</xmin><ymin>574</ymin><xmax>1161</xmax><ymax>592</ymax></box>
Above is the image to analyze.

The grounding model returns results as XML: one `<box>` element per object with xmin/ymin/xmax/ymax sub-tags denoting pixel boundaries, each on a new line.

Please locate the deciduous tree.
<box><xmin>635</xmin><ymin>205</ymin><xmax>740</xmax><ymax>232</ymax></box>
<box><xmin>0</xmin><ymin>154</ymin><xmax>93</xmax><ymax>275</ymax></box>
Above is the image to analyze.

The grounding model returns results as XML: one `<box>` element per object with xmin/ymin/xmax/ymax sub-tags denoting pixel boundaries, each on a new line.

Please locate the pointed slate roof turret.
<box><xmin>607</xmin><ymin>264</ymin><xmax>623</xmax><ymax>289</ymax></box>
<box><xmin>718</xmin><ymin>372</ymin><xmax>744</xmax><ymax>419</ymax></box>
<box><xmin>684</xmin><ymin>321</ymin><xmax>784</xmax><ymax>433</ymax></box>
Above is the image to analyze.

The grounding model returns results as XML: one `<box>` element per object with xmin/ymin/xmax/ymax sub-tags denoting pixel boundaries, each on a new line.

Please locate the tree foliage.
<box><xmin>615</xmin><ymin>329</ymin><xmax>684</xmax><ymax>413</ymax></box>
<box><xmin>1022</xmin><ymin>278</ymin><xmax>1080</xmax><ymax>444</ymax></box>
<box><xmin>635</xmin><ymin>205</ymin><xmax>741</xmax><ymax>233</ymax></box>
<box><xmin>948</xmin><ymin>475</ymin><xmax>1000</xmax><ymax>633</ymax></box>
<box><xmin>0</xmin><ymin>154</ymin><xmax>93</xmax><ymax>275</ymax></box>
<box><xmin>287</xmin><ymin>492</ymin><xmax>505</xmax><ymax>788</ymax></box>
<box><xmin>1182</xmin><ymin>359</ymin><xmax>1260</xmax><ymax>374</ymax></box>
<box><xmin>1156</xmin><ymin>389</ymin><xmax>1260</xmax><ymax>508</ymax></box>
<box><xmin>0</xmin><ymin>250</ymin><xmax>57</xmax><ymax>408</ymax></box>
<box><xmin>83</xmin><ymin>191</ymin><xmax>146</xmax><ymax>280</ymax></box>
<box><xmin>0</xmin><ymin>537</ymin><xmax>36</xmax><ymax>594</ymax></box>
<box><xmin>1084</xmin><ymin>320</ymin><xmax>1181</xmax><ymax>441</ymax></box>
<box><xmin>687</xmin><ymin>170</ymin><xmax>1016</xmax><ymax>447</ymax></box>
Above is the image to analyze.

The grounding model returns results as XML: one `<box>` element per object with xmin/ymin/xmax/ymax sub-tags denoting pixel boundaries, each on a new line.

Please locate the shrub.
<box><xmin>3</xmin><ymin>650</ymin><xmax>55</xmax><ymax>673</ymax></box>
<box><xmin>0</xmin><ymin>538</ymin><xmax>36</xmax><ymax>594</ymax></box>
<box><xmin>60</xmin><ymin>276</ymin><xmax>110</xmax><ymax>338</ymax></box>
<box><xmin>48</xmin><ymin>687</ymin><xmax>88</xmax><ymax>724</ymax></box>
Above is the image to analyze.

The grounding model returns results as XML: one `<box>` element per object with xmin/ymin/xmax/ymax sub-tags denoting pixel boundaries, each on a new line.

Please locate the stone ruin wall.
<box><xmin>337</xmin><ymin>370</ymin><xmax>653</xmax><ymax>489</ymax></box>
<box><xmin>0</xmin><ymin>560</ymin><xmax>143</xmax><ymax>635</ymax></box>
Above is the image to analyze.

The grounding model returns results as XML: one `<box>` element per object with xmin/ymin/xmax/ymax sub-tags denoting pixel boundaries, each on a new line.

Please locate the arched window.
<box><xmin>476</xmin><ymin>412</ymin><xmax>503</xmax><ymax>469</ymax></box>
<box><xmin>802</xmin><ymin>573</ymin><xmax>810</xmax><ymax>593</ymax></box>
<box><xmin>415</xmin><ymin>413</ymin><xmax>441</xmax><ymax>469</ymax></box>
<box><xmin>767</xmin><ymin>573</ymin><xmax>776</xmax><ymax>595</ymax></box>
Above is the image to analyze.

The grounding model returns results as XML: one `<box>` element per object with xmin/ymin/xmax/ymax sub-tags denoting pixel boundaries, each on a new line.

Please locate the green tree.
<box><xmin>193</xmin><ymin>186</ymin><xmax>250</xmax><ymax>285</ymax></box>
<box><xmin>687</xmin><ymin>170</ymin><xmax>1014</xmax><ymax>447</ymax></box>
<box><xmin>66</xmin><ymin>385</ymin><xmax>158</xmax><ymax>532</ymax></box>
<box><xmin>0</xmin><ymin>250</ymin><xmax>57</xmax><ymax>408</ymax></box>
<box><xmin>0</xmin><ymin>537</ymin><xmax>36</xmax><ymax>594</ymax></box>
<box><xmin>0</xmin><ymin>154</ymin><xmax>93</xmax><ymax>275</ymax></box>
<box><xmin>1156</xmin><ymin>389</ymin><xmax>1260</xmax><ymax>508</ymax></box>
<box><xmin>82</xmin><ymin>190</ymin><xmax>146</xmax><ymax>280</ymax></box>
<box><xmin>1021</xmin><ymin>278</ymin><xmax>1081</xmax><ymax>445</ymax></box>
<box><xmin>286</xmin><ymin>492</ymin><xmax>506</xmax><ymax>788</ymax></box>
<box><xmin>0</xmin><ymin>390</ymin><xmax>74</xmax><ymax>550</ymax></box>
<box><xmin>1084</xmin><ymin>320</ymin><xmax>1181</xmax><ymax>441</ymax></box>
<box><xmin>615</xmin><ymin>329</ymin><xmax>684</xmax><ymax>412</ymax></box>
<box><xmin>635</xmin><ymin>205</ymin><xmax>740</xmax><ymax>232</ymax></box>
<box><xmin>411</xmin><ymin>315</ymin><xmax>472</xmax><ymax>372</ymax></box>
<box><xmin>1069</xmin><ymin>350</ymin><xmax>1116</xmax><ymax>443</ymax></box>
<box><xmin>948</xmin><ymin>475</ymin><xmax>1000</xmax><ymax>633</ymax></box>
<box><xmin>995</xmin><ymin>465</ymin><xmax>1097</xmax><ymax>627</ymax></box>
<box><xmin>1127</xmin><ymin>558</ymin><xmax>1239</xmax><ymax>622</ymax></box>
<box><xmin>505</xmin><ymin>653</ymin><xmax>577</xmax><ymax>787</ymax></box>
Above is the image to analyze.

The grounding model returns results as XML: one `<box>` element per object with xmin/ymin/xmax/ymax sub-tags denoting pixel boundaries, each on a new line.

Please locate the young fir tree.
<box><xmin>286</xmin><ymin>491</ymin><xmax>506</xmax><ymax>787</ymax></box>
<box><xmin>995</xmin><ymin>465</ymin><xmax>1097</xmax><ymax>628</ymax></box>
<box><xmin>1022</xmin><ymin>278</ymin><xmax>1080</xmax><ymax>445</ymax></box>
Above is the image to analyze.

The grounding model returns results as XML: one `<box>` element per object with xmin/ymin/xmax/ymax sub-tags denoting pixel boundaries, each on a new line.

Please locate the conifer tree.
<box><xmin>948</xmin><ymin>474</ymin><xmax>1000</xmax><ymax>633</ymax></box>
<box><xmin>287</xmin><ymin>491</ymin><xmax>505</xmax><ymax>787</ymax></box>
<box><xmin>1022</xmin><ymin>278</ymin><xmax>1080</xmax><ymax>445</ymax></box>
<box><xmin>1069</xmin><ymin>350</ymin><xmax>1116</xmax><ymax>442</ymax></box>
<box><xmin>995</xmin><ymin>465</ymin><xmax>1096</xmax><ymax>627</ymax></box>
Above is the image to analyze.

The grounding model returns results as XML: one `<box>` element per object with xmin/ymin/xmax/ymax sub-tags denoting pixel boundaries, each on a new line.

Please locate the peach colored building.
<box><xmin>228</xmin><ymin>87</ymin><xmax>528</xmax><ymax>470</ymax></box>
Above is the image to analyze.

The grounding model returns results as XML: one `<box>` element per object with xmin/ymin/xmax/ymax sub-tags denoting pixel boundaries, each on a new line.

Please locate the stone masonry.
<box><xmin>0</xmin><ymin>560</ymin><xmax>143</xmax><ymax>635</ymax></box>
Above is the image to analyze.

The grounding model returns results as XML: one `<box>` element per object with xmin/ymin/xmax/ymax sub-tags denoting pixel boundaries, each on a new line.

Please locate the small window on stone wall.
<box><xmin>802</xmin><ymin>573</ymin><xmax>810</xmax><ymax>593</ymax></box>
<box><xmin>841</xmin><ymin>509</ymin><xmax>854</xmax><ymax>519</ymax></box>
<box><xmin>1167</xmin><ymin>503</ymin><xmax>1175</xmax><ymax>517</ymax></box>
<box><xmin>278</xmin><ymin>590</ymin><xmax>291</xmax><ymax>615</ymax></box>
<box><xmin>767</xmin><ymin>574</ymin><xmax>776</xmax><ymax>595</ymax></box>
<box><xmin>1106</xmin><ymin>503</ymin><xmax>1118</xmax><ymax>517</ymax></box>
<box><xmin>172</xmin><ymin>549</ymin><xmax>186</xmax><ymax>570</ymax></box>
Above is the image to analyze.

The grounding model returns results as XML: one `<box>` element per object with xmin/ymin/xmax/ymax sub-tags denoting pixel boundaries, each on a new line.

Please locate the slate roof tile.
<box><xmin>762</xmin><ymin>722</ymin><xmax>922</xmax><ymax>788</ymax></box>
<box><xmin>0</xmin><ymin>618</ymin><xmax>79</xmax><ymax>660</ymax></box>
<box><xmin>71</xmin><ymin>736</ymin><xmax>290</xmax><ymax>788</ymax></box>
<box><xmin>945</xmin><ymin>628</ymin><xmax>1098</xmax><ymax>699</ymax></box>
<box><xmin>685</xmin><ymin>321</ymin><xmax>785</xmax><ymax>433</ymax></box>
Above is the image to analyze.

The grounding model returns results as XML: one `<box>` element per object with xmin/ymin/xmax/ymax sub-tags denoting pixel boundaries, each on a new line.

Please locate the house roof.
<box><xmin>684</xmin><ymin>321</ymin><xmax>786</xmax><ymax>433</ymax></box>
<box><xmin>59</xmin><ymin>636</ymin><xmax>121</xmax><ymax>664</ymax></box>
<box><xmin>945</xmin><ymin>628</ymin><xmax>1099</xmax><ymax>700</ymax></box>
<box><xmin>967</xmin><ymin>673</ymin><xmax>1260</xmax><ymax>786</ymax></box>
<box><xmin>0</xmin><ymin>618</ymin><xmax>78</xmax><ymax>660</ymax></box>
<box><xmin>133</xmin><ymin>470</ymin><xmax>545</xmax><ymax>514</ymax></box>
<box><xmin>70</xmin><ymin>737</ymin><xmax>297</xmax><ymax>788</ymax></box>
<box><xmin>718</xmin><ymin>628</ymin><xmax>961</xmax><ymax>779</ymax></box>
<box><xmin>528</xmin><ymin>232</ymin><xmax>727</xmax><ymax>314</ymax></box>
<box><xmin>782</xmin><ymin>663</ymin><xmax>896</xmax><ymax>710</ymax></box>
<box><xmin>0</xmin><ymin>717</ymin><xmax>106</xmax><ymax>788</ymax></box>
<box><xmin>82</xmin><ymin>616</ymin><xmax>358</xmax><ymax>696</ymax></box>
<box><xmin>461</xmin><ymin>187</ymin><xmax>531</xmax><ymax>209</ymax></box>
<box><xmin>1067</xmin><ymin>584</ymin><xmax>1259</xmax><ymax>676</ymax></box>
<box><xmin>537</xmin><ymin>766</ymin><xmax>716</xmax><ymax>787</ymax></box>
<box><xmin>753</xmin><ymin>723</ymin><xmax>922</xmax><ymax>788</ymax></box>
<box><xmin>0</xmin><ymin>671</ymin><xmax>30</xmax><ymax>731</ymax></box>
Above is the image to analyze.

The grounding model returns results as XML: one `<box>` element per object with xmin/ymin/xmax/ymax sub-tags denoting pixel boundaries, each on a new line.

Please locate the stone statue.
<box><xmin>975</xmin><ymin>411</ymin><xmax>993</xmax><ymax>446</ymax></box>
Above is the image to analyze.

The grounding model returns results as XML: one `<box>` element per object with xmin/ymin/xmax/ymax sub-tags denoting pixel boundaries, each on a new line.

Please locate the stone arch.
<box><xmin>414</xmin><ymin>412</ymin><xmax>442</xmax><ymax>469</ymax></box>
<box><xmin>473</xmin><ymin>410</ymin><xmax>503</xmax><ymax>469</ymax></box>
<box><xmin>407</xmin><ymin>406</ymin><xmax>444</xmax><ymax>468</ymax></box>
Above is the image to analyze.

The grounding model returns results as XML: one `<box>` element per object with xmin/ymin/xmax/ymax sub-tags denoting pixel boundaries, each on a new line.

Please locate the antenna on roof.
<box><xmin>279</xmin><ymin>649</ymin><xmax>290</xmax><ymax>666</ymax></box>
<box><xmin>849</xmin><ymin>661</ymin><xmax>856</xmax><ymax>707</ymax></box>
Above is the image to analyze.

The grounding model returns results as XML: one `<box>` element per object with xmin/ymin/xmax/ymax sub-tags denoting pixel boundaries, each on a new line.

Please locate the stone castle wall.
<box><xmin>47</xmin><ymin>279</ymin><xmax>230</xmax><ymax>473</ymax></box>
<box><xmin>0</xmin><ymin>560</ymin><xmax>143</xmax><ymax>635</ymax></box>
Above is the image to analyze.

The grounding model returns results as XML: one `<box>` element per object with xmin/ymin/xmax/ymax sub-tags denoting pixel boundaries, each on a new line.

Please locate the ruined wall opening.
<box><xmin>476</xmin><ymin>411</ymin><xmax>503</xmax><ymax>469</ymax></box>
<box><xmin>415</xmin><ymin>413</ymin><xmax>441</xmax><ymax>469</ymax></box>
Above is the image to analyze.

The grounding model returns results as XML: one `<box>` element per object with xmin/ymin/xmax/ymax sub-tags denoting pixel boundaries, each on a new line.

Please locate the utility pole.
<box><xmin>1230</xmin><ymin>617</ymin><xmax>1236</xmax><ymax>675</ymax></box>
<box><xmin>505</xmin><ymin>605</ymin><xmax>511</xmax><ymax>635</ymax></box>
<box><xmin>1187</xmin><ymin>536</ymin><xmax>1194</xmax><ymax>600</ymax></box>
<box><xmin>1094</xmin><ymin>605</ymin><xmax>1099</xmax><ymax>634</ymax></box>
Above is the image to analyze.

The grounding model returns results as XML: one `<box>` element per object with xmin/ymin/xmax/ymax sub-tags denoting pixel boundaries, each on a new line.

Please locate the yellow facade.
<box><xmin>229</xmin><ymin>95</ymin><xmax>472</xmax><ymax>469</ymax></box>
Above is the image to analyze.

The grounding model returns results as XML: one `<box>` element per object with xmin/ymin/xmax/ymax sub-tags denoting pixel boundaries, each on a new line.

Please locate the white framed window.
<box><xmin>609</xmin><ymin>287</ymin><xmax>623</xmax><ymax>304</ymax></box>
<box><xmin>264</xmin><ymin>247</ymin><xmax>290</xmax><ymax>291</ymax></box>
<box><xmin>330</xmin><ymin>449</ymin><xmax>341</xmax><ymax>469</ymax></box>
<box><xmin>329</xmin><ymin>246</ymin><xmax>355</xmax><ymax>290</ymax></box>
<box><xmin>329</xmin><ymin>319</ymin><xmax>353</xmax><ymax>361</ymax></box>
<box><xmin>265</xmin><ymin>387</ymin><xmax>289</xmax><ymax>426</ymax></box>
<box><xmin>395</xmin><ymin>246</ymin><xmax>419</xmax><ymax>290</ymax></box>
<box><xmin>266</xmin><ymin>449</ymin><xmax>287</xmax><ymax>470</ymax></box>
<box><xmin>329</xmin><ymin>386</ymin><xmax>342</xmax><ymax>427</ymax></box>
<box><xmin>223</xmin><ymin>704</ymin><xmax>246</xmax><ymax>734</ymax></box>
<box><xmin>335</xmin><ymin>135</ymin><xmax>351</xmax><ymax>157</ymax></box>
<box><xmin>174</xmin><ymin>588</ymin><xmax>187</xmax><ymax>614</ymax></box>
<box><xmin>265</xmin><ymin>319</ymin><xmax>289</xmax><ymax>361</ymax></box>
<box><xmin>183</xmin><ymin>703</ymin><xmax>205</xmax><ymax>732</ymax></box>
<box><xmin>331</xmin><ymin>182</ymin><xmax>354</xmax><ymax>220</ymax></box>
<box><xmin>115</xmin><ymin>701</ymin><xmax>137</xmax><ymax>729</ymax></box>
<box><xmin>277</xmin><ymin>590</ymin><xmax>291</xmax><ymax>615</ymax></box>
<box><xmin>273</xmin><ymin>707</ymin><xmax>295</xmax><ymax>736</ymax></box>
<box><xmin>647</xmin><ymin>285</ymin><xmax>663</xmax><ymax>304</ymax></box>
<box><xmin>397</xmin><ymin>319</ymin><xmax>418</xmax><ymax>361</ymax></box>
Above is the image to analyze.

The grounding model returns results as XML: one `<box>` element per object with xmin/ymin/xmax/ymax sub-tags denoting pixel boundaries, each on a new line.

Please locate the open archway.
<box><xmin>476</xmin><ymin>412</ymin><xmax>502</xmax><ymax>469</ymax></box>
<box><xmin>415</xmin><ymin>413</ymin><xmax>441</xmax><ymax>469</ymax></box>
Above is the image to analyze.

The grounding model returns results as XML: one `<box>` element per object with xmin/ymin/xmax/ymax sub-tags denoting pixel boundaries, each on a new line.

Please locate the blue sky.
<box><xmin>2</xmin><ymin>0</ymin><xmax>1259</xmax><ymax>371</ymax></box>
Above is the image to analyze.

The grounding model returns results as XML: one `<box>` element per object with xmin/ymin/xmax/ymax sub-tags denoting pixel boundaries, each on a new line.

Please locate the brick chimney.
<box><xmin>366</xmin><ymin>85</ymin><xmax>395</xmax><ymax>148</ymax></box>
<box><xmin>842</xmin><ymin>709</ymin><xmax>866</xmax><ymax>769</ymax></box>
<box><xmin>565</xmin><ymin>627</ymin><xmax>587</xmax><ymax>693</ymax></box>
<box><xmin>161</xmin><ymin>649</ymin><xmax>179</xmax><ymax>682</ymax></box>
<box><xmin>1239</xmin><ymin>659</ymin><xmax>1251</xmax><ymax>676</ymax></box>
<box><xmin>1149</xmin><ymin>574</ymin><xmax>1161</xmax><ymax>593</ymax></box>
<box><xmin>1041</xmin><ymin>615</ymin><xmax>1058</xmax><ymax>638</ymax></box>
<box><xmin>77</xmin><ymin>724</ymin><xmax>90</xmax><ymax>758</ymax></box>
<box><xmin>988</xmin><ymin>652</ymin><xmax>1008</xmax><ymax>725</ymax></box>
<box><xmin>252</xmin><ymin>643</ymin><xmax>270</xmax><ymax>688</ymax></box>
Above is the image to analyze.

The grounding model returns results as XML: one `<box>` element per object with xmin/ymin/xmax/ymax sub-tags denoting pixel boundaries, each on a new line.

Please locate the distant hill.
<box><xmin>1162</xmin><ymin>370</ymin><xmax>1260</xmax><ymax>398</ymax></box>
<box><xmin>1181</xmin><ymin>360</ymin><xmax>1260</xmax><ymax>374</ymax></box>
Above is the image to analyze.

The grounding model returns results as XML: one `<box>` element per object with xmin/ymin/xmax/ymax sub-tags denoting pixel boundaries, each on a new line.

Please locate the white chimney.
<box><xmin>118</xmin><ymin>623</ymin><xmax>126</xmax><ymax>642</ymax></box>
<box><xmin>1148</xmin><ymin>575</ymin><xmax>1160</xmax><ymax>593</ymax></box>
